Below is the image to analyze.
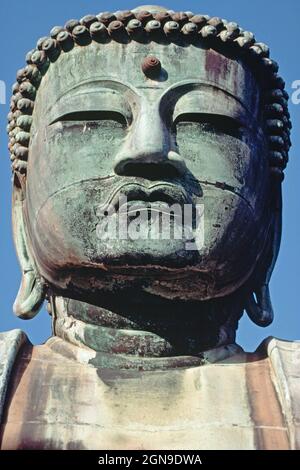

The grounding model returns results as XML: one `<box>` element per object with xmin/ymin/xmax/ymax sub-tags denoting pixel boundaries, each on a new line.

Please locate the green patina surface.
<box><xmin>8</xmin><ymin>5</ymin><xmax>290</xmax><ymax>356</ymax></box>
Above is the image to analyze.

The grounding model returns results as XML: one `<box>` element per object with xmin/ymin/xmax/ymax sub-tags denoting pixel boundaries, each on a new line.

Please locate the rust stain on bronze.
<box><xmin>205</xmin><ymin>49</ymin><xmax>230</xmax><ymax>82</ymax></box>
<box><xmin>0</xmin><ymin>343</ymin><xmax>32</xmax><ymax>449</ymax></box>
<box><xmin>246</xmin><ymin>354</ymin><xmax>290</xmax><ymax>450</ymax></box>
<box><xmin>0</xmin><ymin>344</ymin><xmax>55</xmax><ymax>449</ymax></box>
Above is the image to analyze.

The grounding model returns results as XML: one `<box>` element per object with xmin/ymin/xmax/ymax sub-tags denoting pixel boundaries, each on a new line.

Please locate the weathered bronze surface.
<box><xmin>1</xmin><ymin>5</ymin><xmax>299</xmax><ymax>450</ymax></box>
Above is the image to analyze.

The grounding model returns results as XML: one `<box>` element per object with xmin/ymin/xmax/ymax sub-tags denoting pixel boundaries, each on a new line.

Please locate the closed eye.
<box><xmin>174</xmin><ymin>113</ymin><xmax>243</xmax><ymax>137</ymax></box>
<box><xmin>50</xmin><ymin>110</ymin><xmax>128</xmax><ymax>127</ymax></box>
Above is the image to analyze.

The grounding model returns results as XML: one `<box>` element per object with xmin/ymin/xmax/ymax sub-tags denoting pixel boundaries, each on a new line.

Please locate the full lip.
<box><xmin>100</xmin><ymin>182</ymin><xmax>192</xmax><ymax>213</ymax></box>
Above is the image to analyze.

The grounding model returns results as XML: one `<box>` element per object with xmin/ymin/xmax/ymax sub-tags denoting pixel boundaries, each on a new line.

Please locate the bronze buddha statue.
<box><xmin>1</xmin><ymin>5</ymin><xmax>299</xmax><ymax>450</ymax></box>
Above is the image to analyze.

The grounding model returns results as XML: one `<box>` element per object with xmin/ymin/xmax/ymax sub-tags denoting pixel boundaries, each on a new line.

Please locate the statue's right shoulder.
<box><xmin>0</xmin><ymin>329</ymin><xmax>29</xmax><ymax>423</ymax></box>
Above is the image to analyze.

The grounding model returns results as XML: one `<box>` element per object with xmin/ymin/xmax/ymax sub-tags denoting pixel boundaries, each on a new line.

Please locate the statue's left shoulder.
<box><xmin>0</xmin><ymin>329</ymin><xmax>29</xmax><ymax>423</ymax></box>
<box><xmin>259</xmin><ymin>337</ymin><xmax>300</xmax><ymax>449</ymax></box>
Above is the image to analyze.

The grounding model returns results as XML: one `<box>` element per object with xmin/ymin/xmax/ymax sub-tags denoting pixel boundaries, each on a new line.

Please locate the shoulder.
<box><xmin>258</xmin><ymin>337</ymin><xmax>300</xmax><ymax>449</ymax></box>
<box><xmin>260</xmin><ymin>336</ymin><xmax>300</xmax><ymax>383</ymax></box>
<box><xmin>0</xmin><ymin>329</ymin><xmax>30</xmax><ymax>423</ymax></box>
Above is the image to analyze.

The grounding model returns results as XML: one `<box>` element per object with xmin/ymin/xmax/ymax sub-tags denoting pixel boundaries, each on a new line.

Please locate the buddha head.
<box><xmin>7</xmin><ymin>6</ymin><xmax>291</xmax><ymax>352</ymax></box>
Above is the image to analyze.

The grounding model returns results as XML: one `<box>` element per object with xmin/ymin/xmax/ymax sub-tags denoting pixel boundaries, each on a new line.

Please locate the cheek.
<box><xmin>26</xmin><ymin>179</ymin><xmax>109</xmax><ymax>276</ymax></box>
<box><xmin>196</xmin><ymin>185</ymin><xmax>271</xmax><ymax>294</ymax></box>
<box><xmin>175</xmin><ymin>125</ymin><xmax>270</xmax><ymax>212</ymax></box>
<box><xmin>27</xmin><ymin>121</ymin><xmax>127</xmax><ymax>206</ymax></box>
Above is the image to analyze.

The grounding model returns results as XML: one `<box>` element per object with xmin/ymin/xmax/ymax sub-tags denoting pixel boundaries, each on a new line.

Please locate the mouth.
<box><xmin>104</xmin><ymin>182</ymin><xmax>192</xmax><ymax>214</ymax></box>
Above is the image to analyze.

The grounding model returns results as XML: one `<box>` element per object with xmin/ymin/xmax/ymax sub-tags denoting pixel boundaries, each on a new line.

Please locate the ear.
<box><xmin>12</xmin><ymin>171</ymin><xmax>46</xmax><ymax>319</ymax></box>
<box><xmin>245</xmin><ymin>184</ymin><xmax>282</xmax><ymax>327</ymax></box>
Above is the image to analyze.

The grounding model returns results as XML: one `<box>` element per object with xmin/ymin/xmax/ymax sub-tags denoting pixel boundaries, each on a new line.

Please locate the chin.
<box><xmin>92</xmin><ymin>237</ymin><xmax>200</xmax><ymax>269</ymax></box>
<box><xmin>46</xmin><ymin>265</ymin><xmax>250</xmax><ymax>302</ymax></box>
<box><xmin>40</xmin><ymin>244</ymin><xmax>255</xmax><ymax>303</ymax></box>
<box><xmin>32</xmin><ymin>222</ymin><xmax>260</xmax><ymax>299</ymax></box>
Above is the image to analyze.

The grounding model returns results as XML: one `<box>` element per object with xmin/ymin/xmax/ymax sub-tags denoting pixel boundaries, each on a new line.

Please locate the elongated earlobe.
<box><xmin>245</xmin><ymin>285</ymin><xmax>274</xmax><ymax>327</ymax></box>
<box><xmin>12</xmin><ymin>172</ymin><xmax>46</xmax><ymax>319</ymax></box>
<box><xmin>13</xmin><ymin>270</ymin><xmax>45</xmax><ymax>319</ymax></box>
<box><xmin>245</xmin><ymin>184</ymin><xmax>282</xmax><ymax>328</ymax></box>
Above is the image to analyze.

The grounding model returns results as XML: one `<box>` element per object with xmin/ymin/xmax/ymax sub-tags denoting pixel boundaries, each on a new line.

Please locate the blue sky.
<box><xmin>0</xmin><ymin>0</ymin><xmax>299</xmax><ymax>351</ymax></box>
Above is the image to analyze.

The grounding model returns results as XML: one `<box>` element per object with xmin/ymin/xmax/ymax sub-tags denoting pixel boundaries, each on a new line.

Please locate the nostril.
<box><xmin>119</xmin><ymin>162</ymin><xmax>181</xmax><ymax>179</ymax></box>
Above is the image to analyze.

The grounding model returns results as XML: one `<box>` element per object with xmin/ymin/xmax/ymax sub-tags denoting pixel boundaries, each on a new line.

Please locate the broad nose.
<box><xmin>113</xmin><ymin>103</ymin><xmax>186</xmax><ymax>178</ymax></box>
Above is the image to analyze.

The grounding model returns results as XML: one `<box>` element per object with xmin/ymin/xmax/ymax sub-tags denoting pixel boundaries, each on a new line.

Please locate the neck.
<box><xmin>49</xmin><ymin>291</ymin><xmax>244</xmax><ymax>369</ymax></box>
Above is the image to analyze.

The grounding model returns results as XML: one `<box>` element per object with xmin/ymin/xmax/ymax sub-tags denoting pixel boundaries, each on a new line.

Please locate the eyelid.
<box><xmin>173</xmin><ymin>113</ymin><xmax>244</xmax><ymax>129</ymax></box>
<box><xmin>49</xmin><ymin>110</ymin><xmax>129</xmax><ymax>127</ymax></box>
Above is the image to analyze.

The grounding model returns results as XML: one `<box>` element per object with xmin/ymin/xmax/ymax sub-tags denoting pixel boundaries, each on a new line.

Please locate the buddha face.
<box><xmin>24</xmin><ymin>40</ymin><xmax>272</xmax><ymax>301</ymax></box>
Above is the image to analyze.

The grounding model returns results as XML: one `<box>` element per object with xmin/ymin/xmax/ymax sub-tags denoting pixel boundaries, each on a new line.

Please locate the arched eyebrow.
<box><xmin>44</xmin><ymin>80</ymin><xmax>140</xmax><ymax>126</ymax></box>
<box><xmin>158</xmin><ymin>81</ymin><xmax>260</xmax><ymax>130</ymax></box>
